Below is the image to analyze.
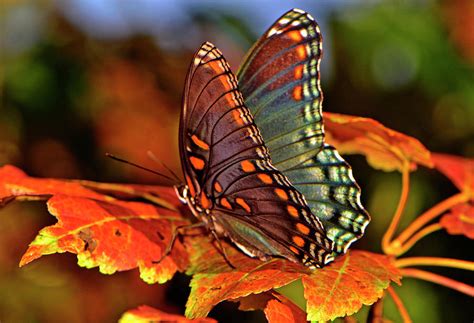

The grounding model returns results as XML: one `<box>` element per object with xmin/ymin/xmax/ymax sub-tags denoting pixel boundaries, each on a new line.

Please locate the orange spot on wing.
<box><xmin>287</xmin><ymin>205</ymin><xmax>299</xmax><ymax>218</ymax></box>
<box><xmin>274</xmin><ymin>188</ymin><xmax>288</xmax><ymax>200</ymax></box>
<box><xmin>191</xmin><ymin>135</ymin><xmax>209</xmax><ymax>150</ymax></box>
<box><xmin>296</xmin><ymin>223</ymin><xmax>310</xmax><ymax>235</ymax></box>
<box><xmin>258</xmin><ymin>173</ymin><xmax>273</xmax><ymax>184</ymax></box>
<box><xmin>289</xmin><ymin>246</ymin><xmax>300</xmax><ymax>255</ymax></box>
<box><xmin>209</xmin><ymin>60</ymin><xmax>222</xmax><ymax>73</ymax></box>
<box><xmin>296</xmin><ymin>45</ymin><xmax>306</xmax><ymax>59</ymax></box>
<box><xmin>293</xmin><ymin>86</ymin><xmax>302</xmax><ymax>101</ymax></box>
<box><xmin>241</xmin><ymin>160</ymin><xmax>255</xmax><ymax>172</ymax></box>
<box><xmin>294</xmin><ymin>65</ymin><xmax>303</xmax><ymax>79</ymax></box>
<box><xmin>219</xmin><ymin>74</ymin><xmax>232</xmax><ymax>91</ymax></box>
<box><xmin>185</xmin><ymin>175</ymin><xmax>196</xmax><ymax>197</ymax></box>
<box><xmin>220</xmin><ymin>197</ymin><xmax>232</xmax><ymax>210</ymax></box>
<box><xmin>189</xmin><ymin>156</ymin><xmax>205</xmax><ymax>170</ymax></box>
<box><xmin>200</xmin><ymin>191</ymin><xmax>211</xmax><ymax>209</ymax></box>
<box><xmin>236</xmin><ymin>197</ymin><xmax>251</xmax><ymax>213</ymax></box>
<box><xmin>232</xmin><ymin>109</ymin><xmax>244</xmax><ymax>126</ymax></box>
<box><xmin>288</xmin><ymin>30</ymin><xmax>303</xmax><ymax>41</ymax></box>
<box><xmin>225</xmin><ymin>92</ymin><xmax>236</xmax><ymax>105</ymax></box>
<box><xmin>214</xmin><ymin>181</ymin><xmax>223</xmax><ymax>193</ymax></box>
<box><xmin>292</xmin><ymin>236</ymin><xmax>305</xmax><ymax>247</ymax></box>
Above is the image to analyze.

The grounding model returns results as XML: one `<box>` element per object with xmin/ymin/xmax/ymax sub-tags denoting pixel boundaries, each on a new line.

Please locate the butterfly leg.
<box><xmin>209</xmin><ymin>229</ymin><xmax>236</xmax><ymax>269</ymax></box>
<box><xmin>152</xmin><ymin>221</ymin><xmax>206</xmax><ymax>264</ymax></box>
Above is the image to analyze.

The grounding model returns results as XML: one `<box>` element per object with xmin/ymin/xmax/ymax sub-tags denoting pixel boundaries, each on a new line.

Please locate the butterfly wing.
<box><xmin>180</xmin><ymin>42</ymin><xmax>334</xmax><ymax>267</ymax></box>
<box><xmin>237</xmin><ymin>9</ymin><xmax>370</xmax><ymax>254</ymax></box>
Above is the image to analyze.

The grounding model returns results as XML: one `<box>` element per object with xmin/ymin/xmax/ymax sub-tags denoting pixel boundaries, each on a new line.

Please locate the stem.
<box><xmin>367</xmin><ymin>296</ymin><xmax>384</xmax><ymax>323</ymax></box>
<box><xmin>401</xmin><ymin>268</ymin><xmax>474</xmax><ymax>297</ymax></box>
<box><xmin>382</xmin><ymin>161</ymin><xmax>411</xmax><ymax>255</ymax></box>
<box><xmin>394</xmin><ymin>223</ymin><xmax>442</xmax><ymax>256</ymax></box>
<box><xmin>386</xmin><ymin>286</ymin><xmax>412</xmax><ymax>323</ymax></box>
<box><xmin>396</xmin><ymin>257</ymin><xmax>474</xmax><ymax>271</ymax></box>
<box><xmin>396</xmin><ymin>192</ymin><xmax>468</xmax><ymax>245</ymax></box>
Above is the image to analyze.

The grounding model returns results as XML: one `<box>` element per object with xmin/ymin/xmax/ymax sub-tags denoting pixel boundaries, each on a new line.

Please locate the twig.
<box><xmin>387</xmin><ymin>286</ymin><xmax>412</xmax><ymax>323</ymax></box>
<box><xmin>395</xmin><ymin>192</ymin><xmax>468</xmax><ymax>245</ymax></box>
<box><xmin>382</xmin><ymin>161</ymin><xmax>410</xmax><ymax>254</ymax></box>
<box><xmin>401</xmin><ymin>268</ymin><xmax>474</xmax><ymax>296</ymax></box>
<box><xmin>396</xmin><ymin>257</ymin><xmax>474</xmax><ymax>271</ymax></box>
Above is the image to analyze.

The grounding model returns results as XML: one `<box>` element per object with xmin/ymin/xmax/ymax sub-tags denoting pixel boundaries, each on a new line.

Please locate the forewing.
<box><xmin>237</xmin><ymin>9</ymin><xmax>370</xmax><ymax>254</ymax></box>
<box><xmin>237</xmin><ymin>8</ymin><xmax>324</xmax><ymax>170</ymax></box>
<box><xmin>180</xmin><ymin>42</ymin><xmax>334</xmax><ymax>267</ymax></box>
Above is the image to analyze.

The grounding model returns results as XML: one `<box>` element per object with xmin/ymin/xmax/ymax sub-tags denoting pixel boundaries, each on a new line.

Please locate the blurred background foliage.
<box><xmin>1</xmin><ymin>0</ymin><xmax>473</xmax><ymax>322</ymax></box>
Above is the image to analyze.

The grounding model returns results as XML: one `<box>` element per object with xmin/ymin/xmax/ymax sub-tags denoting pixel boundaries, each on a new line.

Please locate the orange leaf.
<box><xmin>432</xmin><ymin>153</ymin><xmax>474</xmax><ymax>197</ymax></box>
<box><xmin>184</xmin><ymin>237</ymin><xmax>307</xmax><ymax>318</ymax></box>
<box><xmin>119</xmin><ymin>305</ymin><xmax>216</xmax><ymax>323</ymax></box>
<box><xmin>233</xmin><ymin>292</ymin><xmax>306</xmax><ymax>323</ymax></box>
<box><xmin>302</xmin><ymin>250</ymin><xmax>401</xmax><ymax>322</ymax></box>
<box><xmin>440</xmin><ymin>203</ymin><xmax>474</xmax><ymax>239</ymax></box>
<box><xmin>0</xmin><ymin>165</ymin><xmax>180</xmax><ymax>209</ymax></box>
<box><xmin>0</xmin><ymin>165</ymin><xmax>104</xmax><ymax>203</ymax></box>
<box><xmin>324</xmin><ymin>113</ymin><xmax>433</xmax><ymax>172</ymax></box>
<box><xmin>264</xmin><ymin>294</ymin><xmax>307</xmax><ymax>323</ymax></box>
<box><xmin>20</xmin><ymin>195</ymin><xmax>188</xmax><ymax>283</ymax></box>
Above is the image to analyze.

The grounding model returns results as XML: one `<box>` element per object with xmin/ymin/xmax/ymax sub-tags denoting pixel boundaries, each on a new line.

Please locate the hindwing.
<box><xmin>237</xmin><ymin>9</ymin><xmax>370</xmax><ymax>254</ymax></box>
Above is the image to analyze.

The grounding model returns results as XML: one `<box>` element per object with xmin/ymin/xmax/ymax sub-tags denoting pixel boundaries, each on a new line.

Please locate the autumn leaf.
<box><xmin>432</xmin><ymin>153</ymin><xmax>474</xmax><ymax>198</ymax></box>
<box><xmin>302</xmin><ymin>250</ymin><xmax>401</xmax><ymax>322</ymax></box>
<box><xmin>119</xmin><ymin>305</ymin><xmax>216</xmax><ymax>323</ymax></box>
<box><xmin>0</xmin><ymin>165</ymin><xmax>105</xmax><ymax>204</ymax></box>
<box><xmin>234</xmin><ymin>292</ymin><xmax>307</xmax><ymax>323</ymax></box>
<box><xmin>440</xmin><ymin>203</ymin><xmax>474</xmax><ymax>239</ymax></box>
<box><xmin>184</xmin><ymin>238</ymin><xmax>400</xmax><ymax>321</ymax></box>
<box><xmin>184</xmin><ymin>236</ymin><xmax>308</xmax><ymax>318</ymax></box>
<box><xmin>19</xmin><ymin>195</ymin><xmax>189</xmax><ymax>283</ymax></box>
<box><xmin>324</xmin><ymin>112</ymin><xmax>433</xmax><ymax>172</ymax></box>
<box><xmin>0</xmin><ymin>165</ymin><xmax>179</xmax><ymax>210</ymax></box>
<box><xmin>0</xmin><ymin>165</ymin><xmax>189</xmax><ymax>284</ymax></box>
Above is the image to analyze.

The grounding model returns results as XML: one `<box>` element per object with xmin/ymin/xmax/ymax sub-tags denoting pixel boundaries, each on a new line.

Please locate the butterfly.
<box><xmin>174</xmin><ymin>8</ymin><xmax>370</xmax><ymax>269</ymax></box>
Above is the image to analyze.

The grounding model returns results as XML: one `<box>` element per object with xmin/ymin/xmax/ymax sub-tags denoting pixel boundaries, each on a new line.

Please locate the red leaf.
<box><xmin>120</xmin><ymin>305</ymin><xmax>216</xmax><ymax>323</ymax></box>
<box><xmin>233</xmin><ymin>292</ymin><xmax>306</xmax><ymax>323</ymax></box>
<box><xmin>264</xmin><ymin>294</ymin><xmax>307</xmax><ymax>323</ymax></box>
<box><xmin>432</xmin><ymin>153</ymin><xmax>474</xmax><ymax>197</ymax></box>
<box><xmin>0</xmin><ymin>165</ymin><xmax>104</xmax><ymax>203</ymax></box>
<box><xmin>19</xmin><ymin>194</ymin><xmax>188</xmax><ymax>284</ymax></box>
<box><xmin>0</xmin><ymin>165</ymin><xmax>180</xmax><ymax>209</ymax></box>
<box><xmin>302</xmin><ymin>250</ymin><xmax>401</xmax><ymax>322</ymax></box>
<box><xmin>324</xmin><ymin>113</ymin><xmax>433</xmax><ymax>172</ymax></box>
<box><xmin>184</xmin><ymin>237</ymin><xmax>308</xmax><ymax>318</ymax></box>
<box><xmin>440</xmin><ymin>203</ymin><xmax>474</xmax><ymax>239</ymax></box>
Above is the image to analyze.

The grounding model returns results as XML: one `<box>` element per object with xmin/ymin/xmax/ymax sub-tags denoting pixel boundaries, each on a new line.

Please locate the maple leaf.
<box><xmin>184</xmin><ymin>238</ymin><xmax>400</xmax><ymax>322</ymax></box>
<box><xmin>184</xmin><ymin>236</ymin><xmax>308</xmax><ymax>318</ymax></box>
<box><xmin>440</xmin><ymin>203</ymin><xmax>474</xmax><ymax>239</ymax></box>
<box><xmin>302</xmin><ymin>250</ymin><xmax>401</xmax><ymax>322</ymax></box>
<box><xmin>0</xmin><ymin>165</ymin><xmax>179</xmax><ymax>209</ymax></box>
<box><xmin>432</xmin><ymin>153</ymin><xmax>474</xmax><ymax>198</ymax></box>
<box><xmin>119</xmin><ymin>305</ymin><xmax>216</xmax><ymax>323</ymax></box>
<box><xmin>0</xmin><ymin>165</ymin><xmax>188</xmax><ymax>284</ymax></box>
<box><xmin>20</xmin><ymin>195</ymin><xmax>189</xmax><ymax>283</ymax></box>
<box><xmin>233</xmin><ymin>292</ymin><xmax>307</xmax><ymax>323</ymax></box>
<box><xmin>324</xmin><ymin>112</ymin><xmax>433</xmax><ymax>172</ymax></box>
<box><xmin>0</xmin><ymin>165</ymin><xmax>105</xmax><ymax>204</ymax></box>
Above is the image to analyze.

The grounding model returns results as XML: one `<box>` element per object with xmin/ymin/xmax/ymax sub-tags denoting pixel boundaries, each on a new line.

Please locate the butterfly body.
<box><xmin>176</xmin><ymin>9</ymin><xmax>370</xmax><ymax>269</ymax></box>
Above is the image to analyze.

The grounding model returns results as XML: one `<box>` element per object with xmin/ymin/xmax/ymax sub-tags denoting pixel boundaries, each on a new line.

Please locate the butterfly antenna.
<box><xmin>147</xmin><ymin>150</ymin><xmax>182</xmax><ymax>183</ymax></box>
<box><xmin>105</xmin><ymin>153</ymin><xmax>178</xmax><ymax>184</ymax></box>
